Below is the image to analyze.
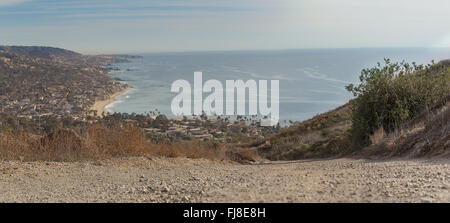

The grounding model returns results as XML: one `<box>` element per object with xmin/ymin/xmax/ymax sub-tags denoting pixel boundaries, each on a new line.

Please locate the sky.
<box><xmin>1</xmin><ymin>0</ymin><xmax>450</xmax><ymax>54</ymax></box>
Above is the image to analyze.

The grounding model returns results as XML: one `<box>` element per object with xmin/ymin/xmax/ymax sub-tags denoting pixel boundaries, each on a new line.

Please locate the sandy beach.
<box><xmin>91</xmin><ymin>87</ymin><xmax>132</xmax><ymax>116</ymax></box>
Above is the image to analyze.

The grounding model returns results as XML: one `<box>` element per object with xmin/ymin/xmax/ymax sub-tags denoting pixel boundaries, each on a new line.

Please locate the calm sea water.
<box><xmin>107</xmin><ymin>48</ymin><xmax>450</xmax><ymax>122</ymax></box>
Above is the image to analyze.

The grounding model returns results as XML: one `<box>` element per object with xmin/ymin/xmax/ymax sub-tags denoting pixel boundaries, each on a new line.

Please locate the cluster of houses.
<box><xmin>138</xmin><ymin>115</ymin><xmax>276</xmax><ymax>143</ymax></box>
<box><xmin>0</xmin><ymin>81</ymin><xmax>125</xmax><ymax>120</ymax></box>
<box><xmin>0</xmin><ymin>46</ymin><xmax>131</xmax><ymax>120</ymax></box>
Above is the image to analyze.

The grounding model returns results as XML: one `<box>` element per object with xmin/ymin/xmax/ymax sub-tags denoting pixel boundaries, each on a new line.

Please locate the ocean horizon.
<box><xmin>106</xmin><ymin>47</ymin><xmax>450</xmax><ymax>122</ymax></box>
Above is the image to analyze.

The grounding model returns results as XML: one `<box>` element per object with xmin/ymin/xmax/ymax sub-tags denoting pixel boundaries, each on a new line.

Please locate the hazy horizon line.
<box><xmin>2</xmin><ymin>44</ymin><xmax>450</xmax><ymax>55</ymax></box>
<box><xmin>94</xmin><ymin>46</ymin><xmax>450</xmax><ymax>56</ymax></box>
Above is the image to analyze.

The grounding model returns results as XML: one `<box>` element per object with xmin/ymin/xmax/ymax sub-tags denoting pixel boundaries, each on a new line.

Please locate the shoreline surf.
<box><xmin>91</xmin><ymin>87</ymin><xmax>133</xmax><ymax>116</ymax></box>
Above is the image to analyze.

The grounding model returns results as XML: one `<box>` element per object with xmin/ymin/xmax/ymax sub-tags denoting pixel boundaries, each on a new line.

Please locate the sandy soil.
<box><xmin>0</xmin><ymin>157</ymin><xmax>448</xmax><ymax>203</ymax></box>
<box><xmin>91</xmin><ymin>87</ymin><xmax>132</xmax><ymax>116</ymax></box>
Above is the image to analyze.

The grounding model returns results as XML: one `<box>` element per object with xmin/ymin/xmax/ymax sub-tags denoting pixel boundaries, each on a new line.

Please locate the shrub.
<box><xmin>346</xmin><ymin>59</ymin><xmax>450</xmax><ymax>147</ymax></box>
<box><xmin>281</xmin><ymin>144</ymin><xmax>310</xmax><ymax>160</ymax></box>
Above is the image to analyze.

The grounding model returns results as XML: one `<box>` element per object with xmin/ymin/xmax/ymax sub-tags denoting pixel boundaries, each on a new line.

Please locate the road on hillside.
<box><xmin>0</xmin><ymin>157</ymin><xmax>448</xmax><ymax>202</ymax></box>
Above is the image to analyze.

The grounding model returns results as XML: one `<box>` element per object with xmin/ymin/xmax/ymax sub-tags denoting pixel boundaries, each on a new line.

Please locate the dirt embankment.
<box><xmin>0</xmin><ymin>157</ymin><xmax>448</xmax><ymax>203</ymax></box>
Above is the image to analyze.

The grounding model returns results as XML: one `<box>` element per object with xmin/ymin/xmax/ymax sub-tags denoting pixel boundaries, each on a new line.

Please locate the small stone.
<box><xmin>162</xmin><ymin>187</ymin><xmax>170</xmax><ymax>193</ymax></box>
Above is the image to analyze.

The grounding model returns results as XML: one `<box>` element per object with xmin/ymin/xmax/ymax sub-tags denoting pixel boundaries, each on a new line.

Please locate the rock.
<box><xmin>161</xmin><ymin>187</ymin><xmax>170</xmax><ymax>193</ymax></box>
<box><xmin>182</xmin><ymin>196</ymin><xmax>190</xmax><ymax>202</ymax></box>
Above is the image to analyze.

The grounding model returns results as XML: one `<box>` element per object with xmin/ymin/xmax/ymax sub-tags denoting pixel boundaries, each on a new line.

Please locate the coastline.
<box><xmin>91</xmin><ymin>87</ymin><xmax>132</xmax><ymax>116</ymax></box>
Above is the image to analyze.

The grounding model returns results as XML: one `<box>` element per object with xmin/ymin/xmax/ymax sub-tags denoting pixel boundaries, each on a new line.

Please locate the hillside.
<box><xmin>253</xmin><ymin>59</ymin><xmax>450</xmax><ymax>161</ymax></box>
<box><xmin>0</xmin><ymin>46</ymin><xmax>82</xmax><ymax>61</ymax></box>
<box><xmin>0</xmin><ymin>47</ymin><xmax>127</xmax><ymax>118</ymax></box>
<box><xmin>251</xmin><ymin>104</ymin><xmax>352</xmax><ymax>160</ymax></box>
<box><xmin>0</xmin><ymin>45</ymin><xmax>141</xmax><ymax>66</ymax></box>
<box><xmin>0</xmin><ymin>46</ymin><xmax>146</xmax><ymax>120</ymax></box>
<box><xmin>357</xmin><ymin>97</ymin><xmax>449</xmax><ymax>158</ymax></box>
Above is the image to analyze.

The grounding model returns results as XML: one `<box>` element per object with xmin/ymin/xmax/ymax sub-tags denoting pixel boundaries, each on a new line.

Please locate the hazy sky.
<box><xmin>1</xmin><ymin>0</ymin><xmax>450</xmax><ymax>54</ymax></box>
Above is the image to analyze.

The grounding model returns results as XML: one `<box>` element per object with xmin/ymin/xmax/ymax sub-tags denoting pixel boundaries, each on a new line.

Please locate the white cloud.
<box><xmin>0</xmin><ymin>0</ymin><xmax>30</xmax><ymax>7</ymax></box>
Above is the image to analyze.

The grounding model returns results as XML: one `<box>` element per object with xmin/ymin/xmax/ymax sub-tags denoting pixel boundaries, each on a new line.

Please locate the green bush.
<box><xmin>281</xmin><ymin>144</ymin><xmax>310</xmax><ymax>160</ymax></box>
<box><xmin>346</xmin><ymin>59</ymin><xmax>450</xmax><ymax>147</ymax></box>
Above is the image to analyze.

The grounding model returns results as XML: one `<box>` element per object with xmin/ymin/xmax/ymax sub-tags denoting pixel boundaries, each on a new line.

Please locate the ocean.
<box><xmin>106</xmin><ymin>48</ymin><xmax>450</xmax><ymax>122</ymax></box>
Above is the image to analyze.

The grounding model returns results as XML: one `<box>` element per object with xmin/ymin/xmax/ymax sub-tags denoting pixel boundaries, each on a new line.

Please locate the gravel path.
<box><xmin>0</xmin><ymin>157</ymin><xmax>448</xmax><ymax>203</ymax></box>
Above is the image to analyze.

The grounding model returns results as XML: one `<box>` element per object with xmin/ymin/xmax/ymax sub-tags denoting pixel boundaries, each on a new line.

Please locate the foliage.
<box><xmin>253</xmin><ymin>104</ymin><xmax>352</xmax><ymax>160</ymax></box>
<box><xmin>346</xmin><ymin>59</ymin><xmax>450</xmax><ymax>146</ymax></box>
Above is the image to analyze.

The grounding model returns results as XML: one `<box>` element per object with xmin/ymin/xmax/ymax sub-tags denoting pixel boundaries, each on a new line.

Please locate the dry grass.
<box><xmin>0</xmin><ymin>124</ymin><xmax>150</xmax><ymax>161</ymax></box>
<box><xmin>252</xmin><ymin>104</ymin><xmax>353</xmax><ymax>160</ymax></box>
<box><xmin>152</xmin><ymin>140</ymin><xmax>227</xmax><ymax>160</ymax></box>
<box><xmin>0</xmin><ymin>123</ymin><xmax>256</xmax><ymax>163</ymax></box>
<box><xmin>356</xmin><ymin>101</ymin><xmax>450</xmax><ymax>158</ymax></box>
<box><xmin>369</xmin><ymin>127</ymin><xmax>386</xmax><ymax>145</ymax></box>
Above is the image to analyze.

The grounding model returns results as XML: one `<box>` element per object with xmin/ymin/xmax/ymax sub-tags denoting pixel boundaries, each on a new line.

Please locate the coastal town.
<box><xmin>104</xmin><ymin>112</ymin><xmax>280</xmax><ymax>143</ymax></box>
<box><xmin>0</xmin><ymin>46</ymin><xmax>280</xmax><ymax>143</ymax></box>
<box><xmin>0</xmin><ymin>46</ymin><xmax>131</xmax><ymax>119</ymax></box>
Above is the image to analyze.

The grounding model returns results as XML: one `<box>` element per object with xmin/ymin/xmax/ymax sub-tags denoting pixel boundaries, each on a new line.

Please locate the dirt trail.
<box><xmin>0</xmin><ymin>157</ymin><xmax>448</xmax><ymax>202</ymax></box>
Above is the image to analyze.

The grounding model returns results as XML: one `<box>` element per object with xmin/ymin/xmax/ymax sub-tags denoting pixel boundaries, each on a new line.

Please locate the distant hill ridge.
<box><xmin>0</xmin><ymin>46</ymin><xmax>82</xmax><ymax>60</ymax></box>
<box><xmin>0</xmin><ymin>45</ymin><xmax>142</xmax><ymax>65</ymax></box>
